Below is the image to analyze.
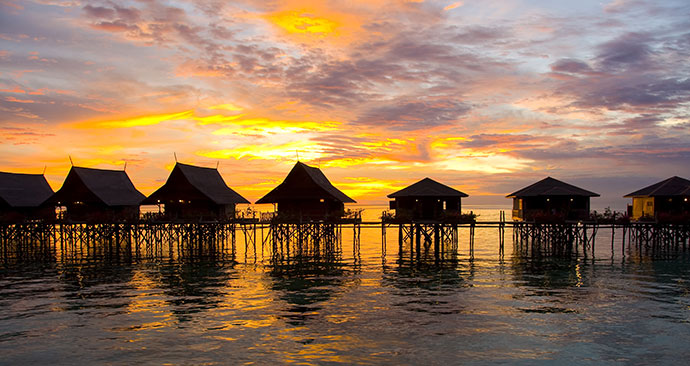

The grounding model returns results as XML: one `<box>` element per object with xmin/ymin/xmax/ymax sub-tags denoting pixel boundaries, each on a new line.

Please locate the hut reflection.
<box><xmin>56</xmin><ymin>260</ymin><xmax>137</xmax><ymax>312</ymax></box>
<box><xmin>265</xmin><ymin>235</ymin><xmax>360</xmax><ymax>325</ymax></box>
<box><xmin>508</xmin><ymin>256</ymin><xmax>595</xmax><ymax>314</ymax></box>
<box><xmin>155</xmin><ymin>260</ymin><xmax>233</xmax><ymax>321</ymax></box>
<box><xmin>380</xmin><ymin>261</ymin><xmax>471</xmax><ymax>315</ymax></box>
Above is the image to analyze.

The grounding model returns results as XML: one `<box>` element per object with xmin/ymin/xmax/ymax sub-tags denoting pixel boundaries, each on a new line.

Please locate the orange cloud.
<box><xmin>0</xmin><ymin>86</ymin><xmax>26</xmax><ymax>93</ymax></box>
<box><xmin>4</xmin><ymin>96</ymin><xmax>35</xmax><ymax>103</ymax></box>
<box><xmin>444</xmin><ymin>1</ymin><xmax>464</xmax><ymax>11</ymax></box>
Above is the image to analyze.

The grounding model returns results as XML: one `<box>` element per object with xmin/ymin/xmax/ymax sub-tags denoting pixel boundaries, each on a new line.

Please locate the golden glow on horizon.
<box><xmin>71</xmin><ymin>107</ymin><xmax>340</xmax><ymax>136</ymax></box>
<box><xmin>208</xmin><ymin>103</ymin><xmax>244</xmax><ymax>112</ymax></box>
<box><xmin>321</xmin><ymin>157</ymin><xmax>399</xmax><ymax>169</ymax></box>
<box><xmin>198</xmin><ymin>141</ymin><xmax>325</xmax><ymax>161</ymax></box>
<box><xmin>336</xmin><ymin>177</ymin><xmax>405</xmax><ymax>199</ymax></box>
<box><xmin>211</xmin><ymin>118</ymin><xmax>339</xmax><ymax>134</ymax></box>
<box><xmin>361</xmin><ymin>138</ymin><xmax>410</xmax><ymax>149</ymax></box>
<box><xmin>434</xmin><ymin>154</ymin><xmax>532</xmax><ymax>174</ymax></box>
<box><xmin>79</xmin><ymin>110</ymin><xmax>194</xmax><ymax>128</ymax></box>
<box><xmin>430</xmin><ymin>136</ymin><xmax>467</xmax><ymax>150</ymax></box>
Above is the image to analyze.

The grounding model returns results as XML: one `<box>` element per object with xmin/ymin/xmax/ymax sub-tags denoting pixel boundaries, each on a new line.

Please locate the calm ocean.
<box><xmin>1</xmin><ymin>207</ymin><xmax>689</xmax><ymax>365</ymax></box>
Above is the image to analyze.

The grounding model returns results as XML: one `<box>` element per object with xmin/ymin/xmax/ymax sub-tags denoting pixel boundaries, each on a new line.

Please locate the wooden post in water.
<box><xmin>434</xmin><ymin>224</ymin><xmax>440</xmax><ymax>262</ymax></box>
<box><xmin>621</xmin><ymin>225</ymin><xmax>626</xmax><ymax>257</ymax></box>
<box><xmin>611</xmin><ymin>223</ymin><xmax>615</xmax><ymax>258</ymax></box>
<box><xmin>415</xmin><ymin>224</ymin><xmax>421</xmax><ymax>262</ymax></box>
<box><xmin>470</xmin><ymin>222</ymin><xmax>474</xmax><ymax>259</ymax></box>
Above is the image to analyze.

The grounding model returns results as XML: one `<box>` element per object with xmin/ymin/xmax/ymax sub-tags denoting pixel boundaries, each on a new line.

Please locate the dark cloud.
<box><xmin>83</xmin><ymin>5</ymin><xmax>115</xmax><ymax>19</ymax></box>
<box><xmin>285</xmin><ymin>57</ymin><xmax>397</xmax><ymax>107</ymax></box>
<box><xmin>547</xmin><ymin>28</ymin><xmax>690</xmax><ymax>114</ymax></box>
<box><xmin>511</xmin><ymin>136</ymin><xmax>690</xmax><ymax>170</ymax></box>
<box><xmin>355</xmin><ymin>98</ymin><xmax>469</xmax><ymax>130</ymax></box>
<box><xmin>458</xmin><ymin>134</ymin><xmax>541</xmax><ymax>149</ymax></box>
<box><xmin>596</xmin><ymin>33</ymin><xmax>653</xmax><ymax>71</ymax></box>
<box><xmin>550</xmin><ymin>59</ymin><xmax>593</xmax><ymax>75</ymax></box>
<box><xmin>450</xmin><ymin>25</ymin><xmax>511</xmax><ymax>45</ymax></box>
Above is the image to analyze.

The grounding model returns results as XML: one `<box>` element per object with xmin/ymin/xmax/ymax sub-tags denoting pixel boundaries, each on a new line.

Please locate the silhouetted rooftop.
<box><xmin>0</xmin><ymin>171</ymin><xmax>54</xmax><ymax>207</ymax></box>
<box><xmin>387</xmin><ymin>177</ymin><xmax>468</xmax><ymax>198</ymax></box>
<box><xmin>50</xmin><ymin>166</ymin><xmax>145</xmax><ymax>206</ymax></box>
<box><xmin>144</xmin><ymin>162</ymin><xmax>249</xmax><ymax>204</ymax></box>
<box><xmin>624</xmin><ymin>176</ymin><xmax>690</xmax><ymax>197</ymax></box>
<box><xmin>507</xmin><ymin>177</ymin><xmax>599</xmax><ymax>198</ymax></box>
<box><xmin>256</xmin><ymin>162</ymin><xmax>355</xmax><ymax>204</ymax></box>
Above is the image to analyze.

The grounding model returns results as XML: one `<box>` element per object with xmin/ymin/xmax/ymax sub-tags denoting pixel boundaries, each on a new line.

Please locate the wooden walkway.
<box><xmin>0</xmin><ymin>219</ymin><xmax>689</xmax><ymax>264</ymax></box>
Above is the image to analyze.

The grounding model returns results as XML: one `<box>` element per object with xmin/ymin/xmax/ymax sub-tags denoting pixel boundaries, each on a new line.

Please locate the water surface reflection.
<box><xmin>1</xmin><ymin>226</ymin><xmax>690</xmax><ymax>364</ymax></box>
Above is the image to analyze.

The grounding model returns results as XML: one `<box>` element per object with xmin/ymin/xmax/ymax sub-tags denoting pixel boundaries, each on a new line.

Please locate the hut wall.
<box><xmin>653</xmin><ymin>196</ymin><xmax>690</xmax><ymax>221</ymax></box>
<box><xmin>163</xmin><ymin>201</ymin><xmax>235</xmax><ymax>221</ymax></box>
<box><xmin>276</xmin><ymin>199</ymin><xmax>344</xmax><ymax>221</ymax></box>
<box><xmin>515</xmin><ymin>196</ymin><xmax>590</xmax><ymax>221</ymax></box>
<box><xmin>631</xmin><ymin>197</ymin><xmax>654</xmax><ymax>220</ymax></box>
<box><xmin>0</xmin><ymin>205</ymin><xmax>55</xmax><ymax>223</ymax></box>
<box><xmin>63</xmin><ymin>204</ymin><xmax>139</xmax><ymax>222</ymax></box>
<box><xmin>512</xmin><ymin>198</ymin><xmax>523</xmax><ymax>220</ymax></box>
<box><xmin>393</xmin><ymin>197</ymin><xmax>461</xmax><ymax>220</ymax></box>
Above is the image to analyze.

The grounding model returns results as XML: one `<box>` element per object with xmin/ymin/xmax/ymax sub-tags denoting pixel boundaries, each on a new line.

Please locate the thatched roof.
<box><xmin>624</xmin><ymin>176</ymin><xmax>690</xmax><ymax>197</ymax></box>
<box><xmin>49</xmin><ymin>166</ymin><xmax>145</xmax><ymax>206</ymax></box>
<box><xmin>507</xmin><ymin>177</ymin><xmax>599</xmax><ymax>198</ymax></box>
<box><xmin>0</xmin><ymin>171</ymin><xmax>54</xmax><ymax>207</ymax></box>
<box><xmin>256</xmin><ymin>162</ymin><xmax>355</xmax><ymax>204</ymax></box>
<box><xmin>143</xmin><ymin>162</ymin><xmax>249</xmax><ymax>205</ymax></box>
<box><xmin>388</xmin><ymin>177</ymin><xmax>468</xmax><ymax>198</ymax></box>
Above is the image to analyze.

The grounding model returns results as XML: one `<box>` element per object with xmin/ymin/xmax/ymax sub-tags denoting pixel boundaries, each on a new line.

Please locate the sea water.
<box><xmin>1</xmin><ymin>208</ymin><xmax>689</xmax><ymax>365</ymax></box>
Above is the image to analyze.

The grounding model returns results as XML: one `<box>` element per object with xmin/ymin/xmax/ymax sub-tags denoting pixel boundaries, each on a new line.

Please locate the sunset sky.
<box><xmin>1</xmin><ymin>0</ymin><xmax>689</xmax><ymax>209</ymax></box>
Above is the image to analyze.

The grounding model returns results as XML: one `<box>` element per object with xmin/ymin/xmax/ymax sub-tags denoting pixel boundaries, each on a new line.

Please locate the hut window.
<box><xmin>319</xmin><ymin>198</ymin><xmax>325</xmax><ymax>203</ymax></box>
<box><xmin>443</xmin><ymin>201</ymin><xmax>447</xmax><ymax>210</ymax></box>
<box><xmin>668</xmin><ymin>198</ymin><xmax>673</xmax><ymax>202</ymax></box>
<box><xmin>179</xmin><ymin>200</ymin><xmax>185</xmax><ymax>203</ymax></box>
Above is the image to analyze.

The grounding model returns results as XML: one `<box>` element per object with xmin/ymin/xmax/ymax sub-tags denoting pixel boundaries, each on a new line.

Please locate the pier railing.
<box><xmin>1</xmin><ymin>215</ymin><xmax>688</xmax><ymax>264</ymax></box>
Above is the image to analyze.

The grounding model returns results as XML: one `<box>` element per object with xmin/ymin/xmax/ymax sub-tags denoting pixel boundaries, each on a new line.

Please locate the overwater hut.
<box><xmin>624</xmin><ymin>176</ymin><xmax>690</xmax><ymax>221</ymax></box>
<box><xmin>47</xmin><ymin>166</ymin><xmax>145</xmax><ymax>221</ymax></box>
<box><xmin>387</xmin><ymin>178</ymin><xmax>468</xmax><ymax>221</ymax></box>
<box><xmin>255</xmin><ymin>162</ymin><xmax>355</xmax><ymax>221</ymax></box>
<box><xmin>0</xmin><ymin>171</ymin><xmax>55</xmax><ymax>222</ymax></box>
<box><xmin>507</xmin><ymin>177</ymin><xmax>599</xmax><ymax>221</ymax></box>
<box><xmin>142</xmin><ymin>162</ymin><xmax>249</xmax><ymax>221</ymax></box>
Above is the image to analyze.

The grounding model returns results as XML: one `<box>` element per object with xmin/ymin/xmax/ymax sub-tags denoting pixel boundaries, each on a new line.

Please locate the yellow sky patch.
<box><xmin>210</xmin><ymin>118</ymin><xmax>340</xmax><ymax>135</ymax></box>
<box><xmin>269</xmin><ymin>10</ymin><xmax>341</xmax><ymax>36</ymax></box>
<box><xmin>263</xmin><ymin>3</ymin><xmax>363</xmax><ymax>46</ymax></box>
<box><xmin>197</xmin><ymin>141</ymin><xmax>324</xmax><ymax>162</ymax></box>
<box><xmin>70</xmin><ymin>107</ymin><xmax>339</xmax><ymax>136</ymax></box>
<box><xmin>336</xmin><ymin>177</ymin><xmax>404</xmax><ymax>201</ymax></box>
<box><xmin>77</xmin><ymin>110</ymin><xmax>194</xmax><ymax>129</ymax></box>
<box><xmin>321</xmin><ymin>157</ymin><xmax>399</xmax><ymax>169</ymax></box>
<box><xmin>208</xmin><ymin>103</ymin><xmax>244</xmax><ymax>112</ymax></box>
